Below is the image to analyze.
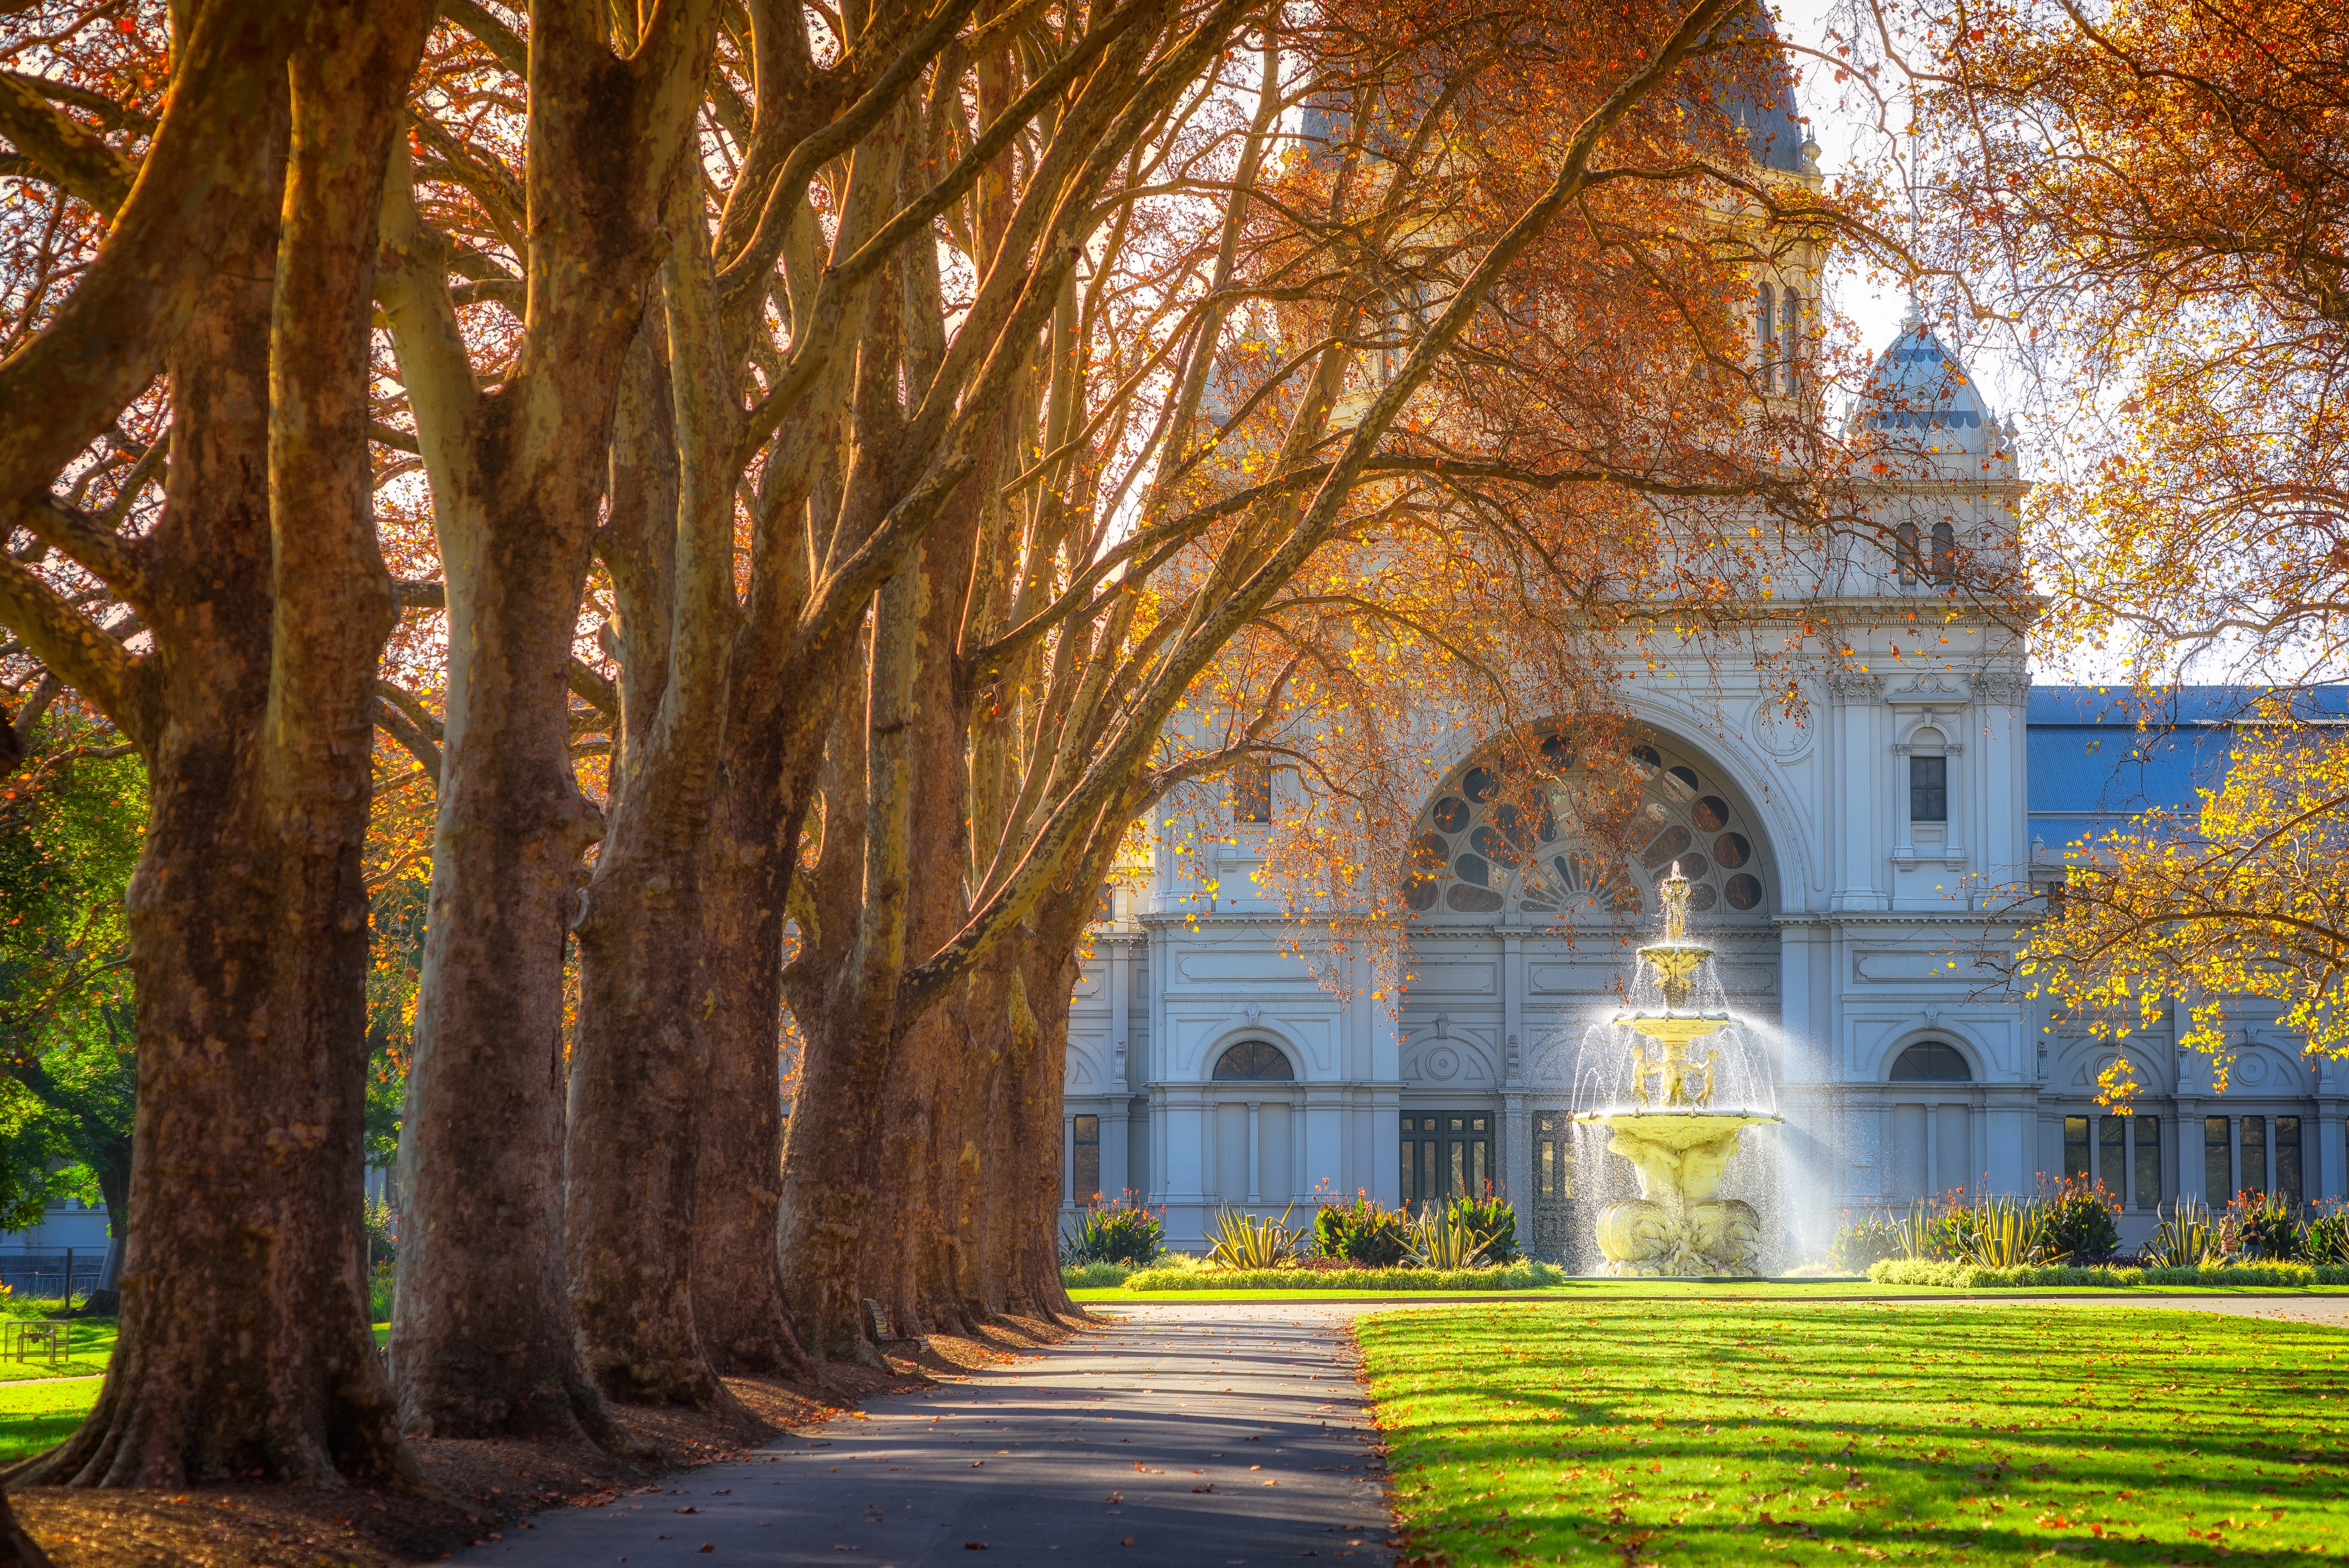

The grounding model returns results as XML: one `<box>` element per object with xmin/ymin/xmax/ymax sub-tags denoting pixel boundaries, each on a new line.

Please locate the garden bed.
<box><xmin>1869</xmin><ymin>1257</ymin><xmax>2349</xmax><ymax>1288</ymax></box>
<box><xmin>1121</xmin><ymin>1260</ymin><xmax>1567</xmax><ymax>1291</ymax></box>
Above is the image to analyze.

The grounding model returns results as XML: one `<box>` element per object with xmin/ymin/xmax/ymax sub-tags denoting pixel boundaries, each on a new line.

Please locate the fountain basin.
<box><xmin>1607</xmin><ymin>1011</ymin><xmax>1731</xmax><ymax>1046</ymax></box>
<box><xmin>1572</xmin><ymin>1110</ymin><xmax>1781</xmax><ymax>1277</ymax></box>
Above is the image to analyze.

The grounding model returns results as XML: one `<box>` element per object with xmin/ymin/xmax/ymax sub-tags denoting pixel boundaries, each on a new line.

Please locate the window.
<box><xmin>2205</xmin><ymin>1116</ymin><xmax>2232</xmax><ymax>1202</ymax></box>
<box><xmin>2241</xmin><ymin>1115</ymin><xmax>2268</xmax><ymax>1201</ymax></box>
<box><xmin>1400</xmin><ymin>1112</ymin><xmax>1490</xmax><ymax>1210</ymax></box>
<box><xmin>1532</xmin><ymin>1113</ymin><xmax>1572</xmax><ymax>1259</ymax></box>
<box><xmin>1895</xmin><ymin>520</ymin><xmax>1920</xmax><ymax>584</ymax></box>
<box><xmin>1779</xmin><ymin>288</ymin><xmax>1802</xmax><ymax>392</ymax></box>
<box><xmin>1931</xmin><ymin>520</ymin><xmax>1957</xmax><ymax>583</ymax></box>
<box><xmin>1757</xmin><ymin>281</ymin><xmax>1776</xmax><ymax>388</ymax></box>
<box><xmin>2133</xmin><ymin>1115</ymin><xmax>2161</xmax><ymax>1210</ymax></box>
<box><xmin>2278</xmin><ymin>1116</ymin><xmax>2304</xmax><ymax>1207</ymax></box>
<box><xmin>1890</xmin><ymin>1042</ymin><xmax>1972</xmax><ymax>1081</ymax></box>
<box><xmin>1072</xmin><ymin>1115</ymin><xmax>1100</xmax><ymax>1205</ymax></box>
<box><xmin>2099</xmin><ymin>1116</ymin><xmax>2125</xmax><ymax>1195</ymax></box>
<box><xmin>1230</xmin><ymin>758</ymin><xmax>1271</xmax><ymax>823</ymax></box>
<box><xmin>2064</xmin><ymin>1116</ymin><xmax>2089</xmax><ymax>1181</ymax></box>
<box><xmin>1910</xmin><ymin>755</ymin><xmax>1948</xmax><ymax>824</ymax></box>
<box><xmin>1211</xmin><ymin>1040</ymin><xmax>1293</xmax><ymax>1081</ymax></box>
<box><xmin>1405</xmin><ymin>731</ymin><xmax>1766</xmax><ymax>924</ymax></box>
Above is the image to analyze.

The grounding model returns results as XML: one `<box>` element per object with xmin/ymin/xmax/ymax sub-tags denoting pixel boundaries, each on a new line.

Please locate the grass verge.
<box><xmin>0</xmin><ymin>1376</ymin><xmax>100</xmax><ymax>1462</ymax></box>
<box><xmin>0</xmin><ymin>1316</ymin><xmax>115</xmax><ymax>1381</ymax></box>
<box><xmin>1125</xmin><ymin>1261</ymin><xmax>1570</xmax><ymax>1292</ymax></box>
<box><xmin>1872</xmin><ymin>1260</ymin><xmax>2349</xmax><ymax>1288</ymax></box>
<box><xmin>1358</xmin><ymin>1300</ymin><xmax>2349</xmax><ymax>1566</ymax></box>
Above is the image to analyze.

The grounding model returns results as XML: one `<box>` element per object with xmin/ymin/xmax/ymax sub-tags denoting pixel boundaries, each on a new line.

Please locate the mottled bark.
<box><xmin>23</xmin><ymin>0</ymin><xmax>435</xmax><ymax>1486</ymax></box>
<box><xmin>0</xmin><ymin>1492</ymin><xmax>52</xmax><ymax>1568</ymax></box>
<box><xmin>689</xmin><ymin>744</ymin><xmax>816</xmax><ymax>1377</ymax></box>
<box><xmin>385</xmin><ymin>1</ymin><xmax>718</xmax><ymax>1442</ymax></box>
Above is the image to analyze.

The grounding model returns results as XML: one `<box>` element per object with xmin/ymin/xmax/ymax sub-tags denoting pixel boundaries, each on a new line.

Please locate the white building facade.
<box><xmin>1061</xmin><ymin>319</ymin><xmax>2349</xmax><ymax>1259</ymax></box>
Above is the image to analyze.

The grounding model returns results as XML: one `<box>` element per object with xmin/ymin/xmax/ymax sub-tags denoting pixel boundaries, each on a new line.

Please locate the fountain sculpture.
<box><xmin>1572</xmin><ymin>863</ymin><xmax>1781</xmax><ymax>1276</ymax></box>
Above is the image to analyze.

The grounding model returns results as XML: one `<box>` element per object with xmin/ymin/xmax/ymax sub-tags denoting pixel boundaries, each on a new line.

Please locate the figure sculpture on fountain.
<box><xmin>1572</xmin><ymin>862</ymin><xmax>1780</xmax><ymax>1277</ymax></box>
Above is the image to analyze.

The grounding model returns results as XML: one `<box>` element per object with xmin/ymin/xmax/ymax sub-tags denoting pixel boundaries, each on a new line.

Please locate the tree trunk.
<box><xmin>0</xmin><ymin>1492</ymin><xmax>52</xmax><ymax>1568</ymax></box>
<box><xmin>26</xmin><ymin>3</ymin><xmax>433</xmax><ymax>1485</ymax></box>
<box><xmin>689</xmin><ymin>747</ymin><xmax>816</xmax><ymax>1377</ymax></box>
<box><xmin>72</xmin><ymin>1152</ymin><xmax>128</xmax><ymax>1318</ymax></box>
<box><xmin>1002</xmin><ymin>956</ymin><xmax>1083</xmax><ymax>1322</ymax></box>
<box><xmin>385</xmin><ymin>4</ymin><xmax>719</xmax><ymax>1439</ymax></box>
<box><xmin>389</xmin><ymin>447</ymin><xmax>614</xmax><ymax>1436</ymax></box>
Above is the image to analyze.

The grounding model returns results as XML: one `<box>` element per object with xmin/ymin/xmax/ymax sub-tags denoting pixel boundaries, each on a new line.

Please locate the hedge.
<box><xmin>1867</xmin><ymin>1258</ymin><xmax>2349</xmax><ymax>1288</ymax></box>
<box><xmin>1119</xmin><ymin>1260</ymin><xmax>1569</xmax><ymax>1292</ymax></box>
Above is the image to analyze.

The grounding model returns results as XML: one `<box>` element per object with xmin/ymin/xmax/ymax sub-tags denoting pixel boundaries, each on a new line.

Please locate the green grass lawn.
<box><xmin>1069</xmin><ymin>1280</ymin><xmax>2349</xmax><ymax>1304</ymax></box>
<box><xmin>0</xmin><ymin>1376</ymin><xmax>99</xmax><ymax>1462</ymax></box>
<box><xmin>1358</xmin><ymin>1302</ymin><xmax>2349</xmax><ymax>1565</ymax></box>
<box><xmin>0</xmin><ymin>1324</ymin><xmax>389</xmax><ymax>1465</ymax></box>
<box><xmin>0</xmin><ymin>1315</ymin><xmax>115</xmax><ymax>1381</ymax></box>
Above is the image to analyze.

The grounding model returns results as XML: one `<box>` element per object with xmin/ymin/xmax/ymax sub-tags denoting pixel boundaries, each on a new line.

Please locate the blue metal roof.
<box><xmin>2026</xmin><ymin>685</ymin><xmax>2349</xmax><ymax>844</ymax></box>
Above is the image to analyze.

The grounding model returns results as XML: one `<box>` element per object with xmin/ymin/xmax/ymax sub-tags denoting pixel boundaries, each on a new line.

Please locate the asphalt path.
<box><xmin>438</xmin><ymin>1291</ymin><xmax>2349</xmax><ymax>1568</ymax></box>
<box><xmin>442</xmin><ymin>1304</ymin><xmax>1394</xmax><ymax>1568</ymax></box>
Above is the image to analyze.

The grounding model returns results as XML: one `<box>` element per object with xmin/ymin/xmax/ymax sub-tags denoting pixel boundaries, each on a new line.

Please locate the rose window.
<box><xmin>1401</xmin><ymin>735</ymin><xmax>1769</xmax><ymax>923</ymax></box>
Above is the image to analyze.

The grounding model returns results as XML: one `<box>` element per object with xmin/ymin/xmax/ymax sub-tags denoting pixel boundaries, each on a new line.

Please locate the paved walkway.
<box><xmin>443</xmin><ymin>1291</ymin><xmax>2349</xmax><ymax>1568</ymax></box>
<box><xmin>447</xmin><ymin>1304</ymin><xmax>1392</xmax><ymax>1567</ymax></box>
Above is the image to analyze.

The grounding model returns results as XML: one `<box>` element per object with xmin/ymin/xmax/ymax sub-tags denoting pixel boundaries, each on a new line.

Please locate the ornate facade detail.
<box><xmin>1974</xmin><ymin>670</ymin><xmax>2030</xmax><ymax>704</ymax></box>
<box><xmin>1826</xmin><ymin>671</ymin><xmax>1883</xmax><ymax>700</ymax></box>
<box><xmin>1885</xmin><ymin>672</ymin><xmax>1971</xmax><ymax>701</ymax></box>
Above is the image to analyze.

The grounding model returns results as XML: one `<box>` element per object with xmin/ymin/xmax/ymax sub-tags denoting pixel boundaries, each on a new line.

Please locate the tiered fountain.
<box><xmin>1572</xmin><ymin>863</ymin><xmax>1781</xmax><ymax>1276</ymax></box>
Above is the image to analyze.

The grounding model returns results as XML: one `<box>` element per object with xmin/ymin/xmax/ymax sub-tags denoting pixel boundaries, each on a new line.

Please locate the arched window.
<box><xmin>1890</xmin><ymin>1042</ymin><xmax>1973</xmax><ymax>1081</ymax></box>
<box><xmin>1931</xmin><ymin>520</ymin><xmax>1957</xmax><ymax>583</ymax></box>
<box><xmin>1894</xmin><ymin>520</ymin><xmax>1920</xmax><ymax>585</ymax></box>
<box><xmin>1213</xmin><ymin>1041</ymin><xmax>1294</xmax><ymax>1081</ymax></box>
<box><xmin>1779</xmin><ymin>288</ymin><xmax>1802</xmax><ymax>392</ymax></box>
<box><xmin>1756</xmin><ymin>281</ymin><xmax>1776</xmax><ymax>388</ymax></box>
<box><xmin>1401</xmin><ymin>731</ymin><xmax>1769</xmax><ymax>924</ymax></box>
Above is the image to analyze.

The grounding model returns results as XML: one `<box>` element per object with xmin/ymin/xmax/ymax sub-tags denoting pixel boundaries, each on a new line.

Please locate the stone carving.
<box><xmin>1594</xmin><ymin>1195</ymin><xmax>1762</xmax><ymax>1277</ymax></box>
<box><xmin>1887</xmin><ymin>673</ymin><xmax>1970</xmax><ymax>699</ymax></box>
<box><xmin>1826</xmin><ymin>671</ymin><xmax>1882</xmax><ymax>700</ymax></box>
<box><xmin>1974</xmin><ymin>670</ymin><xmax>2030</xmax><ymax>703</ymax></box>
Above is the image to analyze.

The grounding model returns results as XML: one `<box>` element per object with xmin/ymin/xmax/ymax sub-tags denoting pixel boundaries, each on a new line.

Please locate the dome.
<box><xmin>1852</xmin><ymin>309</ymin><xmax>2000</xmax><ymax>456</ymax></box>
<box><xmin>1708</xmin><ymin>11</ymin><xmax>1808</xmax><ymax>174</ymax></box>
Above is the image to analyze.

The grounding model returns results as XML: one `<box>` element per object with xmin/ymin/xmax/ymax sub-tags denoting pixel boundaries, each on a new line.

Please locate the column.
<box><xmin>1502</xmin><ymin>933</ymin><xmax>1527</xmax><ymax>1207</ymax></box>
<box><xmin>1247</xmin><ymin>1100</ymin><xmax>1262</xmax><ymax>1204</ymax></box>
<box><xmin>1062</xmin><ymin>1113</ymin><xmax>1076</xmax><ymax>1207</ymax></box>
<box><xmin>1828</xmin><ymin>672</ymin><xmax>1887</xmax><ymax>911</ymax></box>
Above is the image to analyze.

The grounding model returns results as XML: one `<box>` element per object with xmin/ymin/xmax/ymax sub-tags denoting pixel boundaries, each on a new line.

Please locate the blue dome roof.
<box><xmin>1855</xmin><ymin>312</ymin><xmax>1998</xmax><ymax>454</ymax></box>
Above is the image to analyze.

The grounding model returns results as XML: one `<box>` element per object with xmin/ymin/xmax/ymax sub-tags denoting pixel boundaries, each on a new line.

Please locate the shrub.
<box><xmin>362</xmin><ymin>1195</ymin><xmax>399</xmax><ymax>1270</ymax></box>
<box><xmin>1890</xmin><ymin>1194</ymin><xmax>1976</xmax><ymax>1261</ymax></box>
<box><xmin>2037</xmin><ymin>1175</ymin><xmax>2122</xmax><ymax>1261</ymax></box>
<box><xmin>1829</xmin><ymin>1210</ymin><xmax>1906</xmax><ymax>1272</ymax></box>
<box><xmin>2142</xmin><ymin>1197</ymin><xmax>2221</xmax><ymax>1267</ymax></box>
<box><xmin>1061</xmin><ymin>1197</ymin><xmax>1166</xmax><ymax>1266</ymax></box>
<box><xmin>368</xmin><ymin>1263</ymin><xmax>395</xmax><ymax>1324</ymax></box>
<box><xmin>1406</xmin><ymin>1207</ymin><xmax>1494</xmax><ymax>1270</ymax></box>
<box><xmin>1206</xmin><ymin>1206</ymin><xmax>1303</xmax><ymax>1269</ymax></box>
<box><xmin>1060</xmin><ymin>1261</ymin><xmax>1138</xmax><ymax>1289</ymax></box>
<box><xmin>2306</xmin><ymin>1205</ymin><xmax>2349</xmax><ymax>1264</ymax></box>
<box><xmin>1446</xmin><ymin>1195</ymin><xmax>1518</xmax><ymax>1264</ymax></box>
<box><xmin>2233</xmin><ymin>1194</ymin><xmax>2304</xmax><ymax>1260</ymax></box>
<box><xmin>1314</xmin><ymin>1194</ymin><xmax>1412</xmax><ymax>1267</ymax></box>
<box><xmin>1961</xmin><ymin>1196</ymin><xmax>2054</xmax><ymax>1268</ymax></box>
<box><xmin>1126</xmin><ymin>1260</ymin><xmax>1567</xmax><ymax>1292</ymax></box>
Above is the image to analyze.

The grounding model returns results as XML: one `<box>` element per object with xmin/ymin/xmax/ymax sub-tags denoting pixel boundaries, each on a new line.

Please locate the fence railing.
<box><xmin>0</xmin><ymin>1249</ymin><xmax>107</xmax><ymax>1304</ymax></box>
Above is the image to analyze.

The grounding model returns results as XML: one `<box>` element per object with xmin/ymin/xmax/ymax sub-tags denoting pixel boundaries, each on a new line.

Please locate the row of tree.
<box><xmin>0</xmin><ymin>0</ymin><xmax>2329</xmax><ymax>1542</ymax></box>
<box><xmin>0</xmin><ymin>0</ymin><xmax>1855</xmax><ymax>1500</ymax></box>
